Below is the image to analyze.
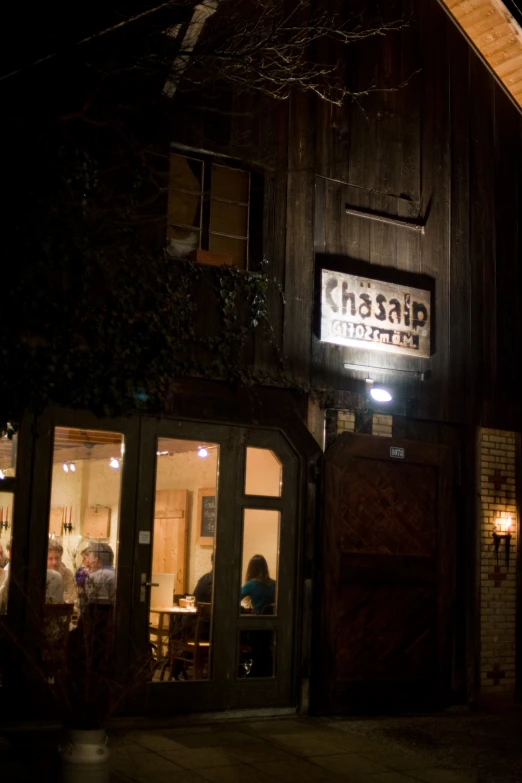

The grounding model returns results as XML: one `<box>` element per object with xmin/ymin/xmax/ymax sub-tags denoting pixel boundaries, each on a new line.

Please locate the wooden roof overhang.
<box><xmin>438</xmin><ymin>0</ymin><xmax>522</xmax><ymax>110</ymax></box>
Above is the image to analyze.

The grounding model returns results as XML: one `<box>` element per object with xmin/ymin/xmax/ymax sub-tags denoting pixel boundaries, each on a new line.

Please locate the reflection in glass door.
<box><xmin>149</xmin><ymin>438</ymin><xmax>219</xmax><ymax>682</ymax></box>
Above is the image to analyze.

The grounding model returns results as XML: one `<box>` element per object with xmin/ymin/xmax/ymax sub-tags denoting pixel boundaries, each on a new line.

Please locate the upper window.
<box><xmin>167</xmin><ymin>152</ymin><xmax>252</xmax><ymax>269</ymax></box>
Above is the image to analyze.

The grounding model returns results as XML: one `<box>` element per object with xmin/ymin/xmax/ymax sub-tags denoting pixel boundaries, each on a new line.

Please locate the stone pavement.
<box><xmin>109</xmin><ymin>716</ymin><xmax>481</xmax><ymax>783</ymax></box>
<box><xmin>2</xmin><ymin>710</ymin><xmax>521</xmax><ymax>781</ymax></box>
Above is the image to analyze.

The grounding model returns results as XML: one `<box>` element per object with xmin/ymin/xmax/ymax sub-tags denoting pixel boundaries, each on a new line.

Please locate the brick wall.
<box><xmin>336</xmin><ymin>410</ymin><xmax>355</xmax><ymax>435</ymax></box>
<box><xmin>335</xmin><ymin>410</ymin><xmax>393</xmax><ymax>437</ymax></box>
<box><xmin>372</xmin><ymin>414</ymin><xmax>393</xmax><ymax>437</ymax></box>
<box><xmin>479</xmin><ymin>428</ymin><xmax>518</xmax><ymax>698</ymax></box>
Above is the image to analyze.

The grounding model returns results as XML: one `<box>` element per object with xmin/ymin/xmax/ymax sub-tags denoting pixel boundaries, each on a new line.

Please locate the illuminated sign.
<box><xmin>320</xmin><ymin>269</ymin><xmax>431</xmax><ymax>358</ymax></box>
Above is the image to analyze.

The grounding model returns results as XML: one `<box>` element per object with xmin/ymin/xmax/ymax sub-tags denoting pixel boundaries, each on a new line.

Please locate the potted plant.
<box><xmin>49</xmin><ymin>601</ymin><xmax>152</xmax><ymax>782</ymax></box>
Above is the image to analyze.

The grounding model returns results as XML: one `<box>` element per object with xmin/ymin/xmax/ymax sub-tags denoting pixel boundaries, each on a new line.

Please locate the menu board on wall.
<box><xmin>197</xmin><ymin>488</ymin><xmax>216</xmax><ymax>545</ymax></box>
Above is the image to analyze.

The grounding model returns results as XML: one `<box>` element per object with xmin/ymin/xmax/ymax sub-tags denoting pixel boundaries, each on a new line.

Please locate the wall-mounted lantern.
<box><xmin>493</xmin><ymin>516</ymin><xmax>512</xmax><ymax>568</ymax></box>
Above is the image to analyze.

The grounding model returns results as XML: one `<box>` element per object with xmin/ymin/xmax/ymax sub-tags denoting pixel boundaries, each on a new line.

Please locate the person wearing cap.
<box><xmin>47</xmin><ymin>540</ymin><xmax>77</xmax><ymax>604</ymax></box>
<box><xmin>84</xmin><ymin>542</ymin><xmax>116</xmax><ymax>605</ymax></box>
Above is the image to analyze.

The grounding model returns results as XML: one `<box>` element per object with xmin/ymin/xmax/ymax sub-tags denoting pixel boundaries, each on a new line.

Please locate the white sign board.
<box><xmin>320</xmin><ymin>269</ymin><xmax>431</xmax><ymax>358</ymax></box>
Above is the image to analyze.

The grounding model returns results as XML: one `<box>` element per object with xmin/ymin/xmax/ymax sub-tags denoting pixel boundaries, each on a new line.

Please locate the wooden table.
<box><xmin>150</xmin><ymin>606</ymin><xmax>198</xmax><ymax>660</ymax></box>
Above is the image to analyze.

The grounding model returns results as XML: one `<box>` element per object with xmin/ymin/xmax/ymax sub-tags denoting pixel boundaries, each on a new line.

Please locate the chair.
<box><xmin>238</xmin><ymin>603</ymin><xmax>275</xmax><ymax>677</ymax></box>
<box><xmin>166</xmin><ymin>603</ymin><xmax>212</xmax><ymax>681</ymax></box>
<box><xmin>42</xmin><ymin>603</ymin><xmax>74</xmax><ymax>676</ymax></box>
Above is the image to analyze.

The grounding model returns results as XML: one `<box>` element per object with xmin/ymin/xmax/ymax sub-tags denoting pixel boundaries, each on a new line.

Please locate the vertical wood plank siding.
<box><xmin>283</xmin><ymin>91</ymin><xmax>315</xmax><ymax>383</ymax></box>
<box><xmin>169</xmin><ymin>0</ymin><xmax>521</xmax><ymax>432</ymax></box>
<box><xmin>305</xmin><ymin>0</ymin><xmax>522</xmax><ymax>430</ymax></box>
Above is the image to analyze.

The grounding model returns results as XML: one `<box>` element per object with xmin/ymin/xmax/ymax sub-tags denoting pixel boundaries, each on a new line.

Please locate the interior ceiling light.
<box><xmin>69</xmin><ymin>462</ymin><xmax>76</xmax><ymax>472</ymax></box>
<box><xmin>198</xmin><ymin>447</ymin><xmax>209</xmax><ymax>458</ymax></box>
<box><xmin>370</xmin><ymin>387</ymin><xmax>393</xmax><ymax>403</ymax></box>
<box><xmin>0</xmin><ymin>470</ymin><xmax>4</xmax><ymax>480</ymax></box>
<box><xmin>109</xmin><ymin>457</ymin><xmax>120</xmax><ymax>469</ymax></box>
<box><xmin>63</xmin><ymin>462</ymin><xmax>69</xmax><ymax>473</ymax></box>
<box><xmin>156</xmin><ymin>451</ymin><xmax>169</xmax><ymax>457</ymax></box>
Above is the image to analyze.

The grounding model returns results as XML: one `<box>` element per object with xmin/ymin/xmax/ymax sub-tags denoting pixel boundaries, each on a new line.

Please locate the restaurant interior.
<box><xmin>0</xmin><ymin>427</ymin><xmax>282</xmax><ymax>684</ymax></box>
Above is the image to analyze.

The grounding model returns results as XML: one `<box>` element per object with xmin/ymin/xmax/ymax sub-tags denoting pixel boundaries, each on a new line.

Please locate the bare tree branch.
<box><xmin>164</xmin><ymin>0</ymin><xmax>410</xmax><ymax>106</ymax></box>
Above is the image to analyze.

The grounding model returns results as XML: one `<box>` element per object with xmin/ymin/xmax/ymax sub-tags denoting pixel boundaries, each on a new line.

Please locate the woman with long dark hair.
<box><xmin>241</xmin><ymin>554</ymin><xmax>275</xmax><ymax>614</ymax></box>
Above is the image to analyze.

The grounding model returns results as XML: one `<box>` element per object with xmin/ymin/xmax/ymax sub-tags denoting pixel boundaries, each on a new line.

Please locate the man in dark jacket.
<box><xmin>193</xmin><ymin>551</ymin><xmax>214</xmax><ymax>603</ymax></box>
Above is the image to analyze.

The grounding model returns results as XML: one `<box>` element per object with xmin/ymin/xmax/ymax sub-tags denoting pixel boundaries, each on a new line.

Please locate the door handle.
<box><xmin>140</xmin><ymin>572</ymin><xmax>159</xmax><ymax>603</ymax></box>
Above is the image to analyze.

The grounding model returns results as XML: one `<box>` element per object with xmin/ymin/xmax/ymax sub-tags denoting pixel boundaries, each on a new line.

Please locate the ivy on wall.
<box><xmin>1</xmin><ymin>254</ymin><xmax>284</xmax><ymax>432</ymax></box>
<box><xmin>1</xmin><ymin>129</ymin><xmax>286</xmax><ymax>434</ymax></box>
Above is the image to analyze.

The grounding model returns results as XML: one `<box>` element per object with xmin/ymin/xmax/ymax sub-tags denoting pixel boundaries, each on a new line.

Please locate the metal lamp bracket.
<box><xmin>493</xmin><ymin>532</ymin><xmax>512</xmax><ymax>568</ymax></box>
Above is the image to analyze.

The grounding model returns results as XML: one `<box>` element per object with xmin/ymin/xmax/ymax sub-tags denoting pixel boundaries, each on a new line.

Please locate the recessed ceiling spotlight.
<box><xmin>198</xmin><ymin>447</ymin><xmax>209</xmax><ymax>458</ymax></box>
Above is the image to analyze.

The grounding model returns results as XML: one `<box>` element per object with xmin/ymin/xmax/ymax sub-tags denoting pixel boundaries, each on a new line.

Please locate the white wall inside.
<box><xmin>242</xmin><ymin>509</ymin><xmax>279</xmax><ymax>583</ymax></box>
<box><xmin>46</xmin><ymin>441</ymin><xmax>282</xmax><ymax>598</ymax></box>
<box><xmin>49</xmin><ymin>458</ymin><xmax>122</xmax><ymax>572</ymax></box>
<box><xmin>245</xmin><ymin>448</ymin><xmax>282</xmax><ymax>496</ymax></box>
<box><xmin>155</xmin><ymin>445</ymin><xmax>218</xmax><ymax>591</ymax></box>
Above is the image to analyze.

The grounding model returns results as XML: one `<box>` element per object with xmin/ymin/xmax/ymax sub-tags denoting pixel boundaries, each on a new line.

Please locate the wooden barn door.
<box><xmin>316</xmin><ymin>432</ymin><xmax>454</xmax><ymax>714</ymax></box>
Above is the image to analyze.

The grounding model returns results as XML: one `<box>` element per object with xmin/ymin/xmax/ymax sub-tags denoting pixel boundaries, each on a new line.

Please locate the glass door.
<box><xmin>231</xmin><ymin>429</ymin><xmax>300</xmax><ymax>710</ymax></box>
<box><xmin>134</xmin><ymin>420</ymin><xmax>301</xmax><ymax>714</ymax></box>
<box><xmin>22</xmin><ymin>409</ymin><xmax>141</xmax><ymax>721</ymax></box>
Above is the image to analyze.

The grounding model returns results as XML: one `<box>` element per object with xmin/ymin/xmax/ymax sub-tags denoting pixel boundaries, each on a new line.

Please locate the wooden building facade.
<box><xmin>1</xmin><ymin>0</ymin><xmax>521</xmax><ymax>718</ymax></box>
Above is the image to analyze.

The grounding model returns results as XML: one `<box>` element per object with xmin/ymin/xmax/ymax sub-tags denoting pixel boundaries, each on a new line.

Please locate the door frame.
<box><xmin>2</xmin><ymin>398</ymin><xmax>322</xmax><ymax>720</ymax></box>
<box><xmin>135</xmin><ymin>417</ymin><xmax>304</xmax><ymax>714</ymax></box>
<box><xmin>24</xmin><ymin>408</ymin><xmax>142</xmax><ymax>689</ymax></box>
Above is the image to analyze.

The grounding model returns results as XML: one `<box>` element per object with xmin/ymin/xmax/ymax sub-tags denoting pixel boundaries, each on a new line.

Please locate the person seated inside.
<box><xmin>74</xmin><ymin>548</ymin><xmax>90</xmax><ymax>588</ymax></box>
<box><xmin>193</xmin><ymin>551</ymin><xmax>214</xmax><ymax>603</ymax></box>
<box><xmin>74</xmin><ymin>547</ymin><xmax>90</xmax><ymax>617</ymax></box>
<box><xmin>84</xmin><ymin>543</ymin><xmax>116</xmax><ymax>606</ymax></box>
<box><xmin>241</xmin><ymin>555</ymin><xmax>276</xmax><ymax>615</ymax></box>
<box><xmin>45</xmin><ymin>569</ymin><xmax>64</xmax><ymax>604</ymax></box>
<box><xmin>67</xmin><ymin>544</ymin><xmax>116</xmax><ymax>702</ymax></box>
<box><xmin>3</xmin><ymin>542</ymin><xmax>11</xmax><ymax>572</ymax></box>
<box><xmin>0</xmin><ymin>543</ymin><xmax>7</xmax><ymax>569</ymax></box>
<box><xmin>168</xmin><ymin>552</ymin><xmax>214</xmax><ymax>678</ymax></box>
<box><xmin>186</xmin><ymin>550</ymin><xmax>214</xmax><ymax>641</ymax></box>
<box><xmin>0</xmin><ymin>543</ymin><xmax>12</xmax><ymax>611</ymax></box>
<box><xmin>47</xmin><ymin>540</ymin><xmax>77</xmax><ymax>604</ymax></box>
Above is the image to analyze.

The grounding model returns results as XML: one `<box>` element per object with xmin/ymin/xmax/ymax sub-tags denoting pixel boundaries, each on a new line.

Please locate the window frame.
<box><xmin>168</xmin><ymin>145</ymin><xmax>262</xmax><ymax>270</ymax></box>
